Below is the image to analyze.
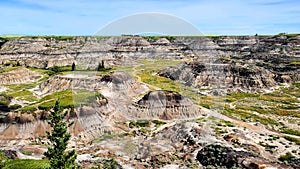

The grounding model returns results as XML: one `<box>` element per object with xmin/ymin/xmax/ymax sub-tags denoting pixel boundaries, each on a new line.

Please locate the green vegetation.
<box><xmin>97</xmin><ymin>60</ymin><xmax>105</xmax><ymax>71</ymax></box>
<box><xmin>223</xmin><ymin>106</ymin><xmax>280</xmax><ymax>126</ymax></box>
<box><xmin>129</xmin><ymin>119</ymin><xmax>166</xmax><ymax>128</ymax></box>
<box><xmin>142</xmin><ymin>36</ymin><xmax>176</xmax><ymax>42</ymax></box>
<box><xmin>91</xmin><ymin>158</ymin><xmax>119</xmax><ymax>169</ymax></box>
<box><xmin>280</xmin><ymin>128</ymin><xmax>300</xmax><ymax>136</ymax></box>
<box><xmin>2</xmin><ymin>159</ymin><xmax>50</xmax><ymax>169</ymax></box>
<box><xmin>7</xmin><ymin>89</ymin><xmax>38</xmax><ymax>102</ymax></box>
<box><xmin>0</xmin><ymin>37</ymin><xmax>9</xmax><ymax>47</ymax></box>
<box><xmin>71</xmin><ymin>62</ymin><xmax>76</xmax><ymax>71</ymax></box>
<box><xmin>216</xmin><ymin>119</ymin><xmax>235</xmax><ymax>127</ymax></box>
<box><xmin>278</xmin><ymin>152</ymin><xmax>296</xmax><ymax>163</ymax></box>
<box><xmin>3</xmin><ymin>81</ymin><xmax>40</xmax><ymax>104</ymax></box>
<box><xmin>37</xmin><ymin>89</ymin><xmax>101</xmax><ymax>110</ymax></box>
<box><xmin>0</xmin><ymin>150</ymin><xmax>8</xmax><ymax>168</ymax></box>
<box><xmin>129</xmin><ymin>120</ymin><xmax>151</xmax><ymax>128</ymax></box>
<box><xmin>0</xmin><ymin>66</ymin><xmax>20</xmax><ymax>73</ymax></box>
<box><xmin>0</xmin><ymin>94</ymin><xmax>10</xmax><ymax>106</ymax></box>
<box><xmin>44</xmin><ymin>99</ymin><xmax>77</xmax><ymax>169</ymax></box>
<box><xmin>283</xmin><ymin>136</ymin><xmax>300</xmax><ymax>145</ymax></box>
<box><xmin>214</xmin><ymin>127</ymin><xmax>228</xmax><ymax>136</ymax></box>
<box><xmin>26</xmin><ymin>36</ymin><xmax>74</xmax><ymax>41</ymax></box>
<box><xmin>289</xmin><ymin>61</ymin><xmax>300</xmax><ymax>66</ymax></box>
<box><xmin>47</xmin><ymin>66</ymin><xmax>73</xmax><ymax>76</ymax></box>
<box><xmin>259</xmin><ymin>142</ymin><xmax>278</xmax><ymax>152</ymax></box>
<box><xmin>151</xmin><ymin>119</ymin><xmax>167</xmax><ymax>126</ymax></box>
<box><xmin>135</xmin><ymin>59</ymin><xmax>183</xmax><ymax>92</ymax></box>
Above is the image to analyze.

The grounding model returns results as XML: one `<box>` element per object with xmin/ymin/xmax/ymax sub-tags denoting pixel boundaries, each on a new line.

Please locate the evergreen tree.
<box><xmin>44</xmin><ymin>99</ymin><xmax>77</xmax><ymax>169</ymax></box>
<box><xmin>101</xmin><ymin>60</ymin><xmax>105</xmax><ymax>69</ymax></box>
<box><xmin>71</xmin><ymin>62</ymin><xmax>76</xmax><ymax>71</ymax></box>
<box><xmin>97</xmin><ymin>60</ymin><xmax>105</xmax><ymax>71</ymax></box>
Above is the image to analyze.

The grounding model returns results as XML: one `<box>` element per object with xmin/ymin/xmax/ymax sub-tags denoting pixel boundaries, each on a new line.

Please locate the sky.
<box><xmin>0</xmin><ymin>0</ymin><xmax>299</xmax><ymax>35</ymax></box>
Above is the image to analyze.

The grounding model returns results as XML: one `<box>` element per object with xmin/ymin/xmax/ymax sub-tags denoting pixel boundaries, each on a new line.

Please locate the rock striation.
<box><xmin>158</xmin><ymin>61</ymin><xmax>280</xmax><ymax>93</ymax></box>
<box><xmin>0</xmin><ymin>67</ymin><xmax>43</xmax><ymax>85</ymax></box>
<box><xmin>133</xmin><ymin>90</ymin><xmax>200</xmax><ymax>120</ymax></box>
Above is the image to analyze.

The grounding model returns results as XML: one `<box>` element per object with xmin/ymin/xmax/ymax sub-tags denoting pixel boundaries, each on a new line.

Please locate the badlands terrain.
<box><xmin>0</xmin><ymin>34</ymin><xmax>300</xmax><ymax>168</ymax></box>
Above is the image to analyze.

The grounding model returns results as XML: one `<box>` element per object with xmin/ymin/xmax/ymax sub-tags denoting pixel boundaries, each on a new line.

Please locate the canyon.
<box><xmin>0</xmin><ymin>35</ymin><xmax>299</xmax><ymax>168</ymax></box>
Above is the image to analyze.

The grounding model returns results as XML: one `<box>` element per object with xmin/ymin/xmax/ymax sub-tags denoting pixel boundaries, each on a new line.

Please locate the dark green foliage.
<box><xmin>97</xmin><ymin>60</ymin><xmax>105</xmax><ymax>71</ymax></box>
<box><xmin>279</xmin><ymin>152</ymin><xmax>296</xmax><ymax>163</ymax></box>
<box><xmin>129</xmin><ymin>120</ymin><xmax>151</xmax><ymax>128</ymax></box>
<box><xmin>71</xmin><ymin>63</ymin><xmax>76</xmax><ymax>71</ymax></box>
<box><xmin>8</xmin><ymin>104</ymin><xmax>22</xmax><ymax>110</ymax></box>
<box><xmin>0</xmin><ymin>95</ymin><xmax>10</xmax><ymax>106</ymax></box>
<box><xmin>151</xmin><ymin>119</ymin><xmax>166</xmax><ymax>126</ymax></box>
<box><xmin>284</xmin><ymin>136</ymin><xmax>300</xmax><ymax>145</ymax></box>
<box><xmin>47</xmin><ymin>66</ymin><xmax>72</xmax><ymax>76</ymax></box>
<box><xmin>0</xmin><ymin>150</ymin><xmax>8</xmax><ymax>168</ymax></box>
<box><xmin>44</xmin><ymin>100</ymin><xmax>77</xmax><ymax>169</ymax></box>
<box><xmin>0</xmin><ymin>37</ymin><xmax>8</xmax><ymax>48</ymax></box>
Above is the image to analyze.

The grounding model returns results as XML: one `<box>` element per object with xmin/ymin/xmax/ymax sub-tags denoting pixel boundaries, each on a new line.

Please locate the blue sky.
<box><xmin>0</xmin><ymin>0</ymin><xmax>299</xmax><ymax>35</ymax></box>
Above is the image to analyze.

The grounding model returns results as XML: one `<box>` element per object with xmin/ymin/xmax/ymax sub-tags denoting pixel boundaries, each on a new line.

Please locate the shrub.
<box><xmin>278</xmin><ymin>152</ymin><xmax>296</xmax><ymax>163</ymax></box>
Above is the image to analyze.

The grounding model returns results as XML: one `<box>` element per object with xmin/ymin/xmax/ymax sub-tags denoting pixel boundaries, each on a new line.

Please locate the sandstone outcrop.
<box><xmin>134</xmin><ymin>90</ymin><xmax>200</xmax><ymax>120</ymax></box>
<box><xmin>0</xmin><ymin>67</ymin><xmax>42</xmax><ymax>85</ymax></box>
<box><xmin>159</xmin><ymin>61</ymin><xmax>279</xmax><ymax>93</ymax></box>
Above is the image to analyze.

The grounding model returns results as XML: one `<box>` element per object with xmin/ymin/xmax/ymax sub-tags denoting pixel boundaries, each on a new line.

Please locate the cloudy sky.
<box><xmin>0</xmin><ymin>0</ymin><xmax>299</xmax><ymax>35</ymax></box>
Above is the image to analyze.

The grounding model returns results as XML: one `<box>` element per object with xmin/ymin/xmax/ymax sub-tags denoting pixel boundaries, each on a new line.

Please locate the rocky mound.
<box><xmin>159</xmin><ymin>61</ymin><xmax>293</xmax><ymax>93</ymax></box>
<box><xmin>196</xmin><ymin>144</ymin><xmax>296</xmax><ymax>169</ymax></box>
<box><xmin>38</xmin><ymin>71</ymin><xmax>143</xmax><ymax>96</ymax></box>
<box><xmin>0</xmin><ymin>67</ymin><xmax>43</xmax><ymax>85</ymax></box>
<box><xmin>38</xmin><ymin>74</ymin><xmax>101</xmax><ymax>96</ymax></box>
<box><xmin>134</xmin><ymin>90</ymin><xmax>200</xmax><ymax>120</ymax></box>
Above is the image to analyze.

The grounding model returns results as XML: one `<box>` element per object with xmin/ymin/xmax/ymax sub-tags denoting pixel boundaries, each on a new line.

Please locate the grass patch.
<box><xmin>217</xmin><ymin>119</ymin><xmax>235</xmax><ymax>127</ymax></box>
<box><xmin>283</xmin><ymin>136</ymin><xmax>300</xmax><ymax>145</ymax></box>
<box><xmin>7</xmin><ymin>89</ymin><xmax>38</xmax><ymax>102</ymax></box>
<box><xmin>223</xmin><ymin>106</ymin><xmax>280</xmax><ymax>126</ymax></box>
<box><xmin>129</xmin><ymin>120</ymin><xmax>151</xmax><ymax>128</ymax></box>
<box><xmin>278</xmin><ymin>152</ymin><xmax>296</xmax><ymax>163</ymax></box>
<box><xmin>0</xmin><ymin>66</ymin><xmax>21</xmax><ymax>73</ymax></box>
<box><xmin>19</xmin><ymin>106</ymin><xmax>38</xmax><ymax>113</ymax></box>
<box><xmin>214</xmin><ymin>127</ymin><xmax>228</xmax><ymax>136</ymax></box>
<box><xmin>2</xmin><ymin>159</ymin><xmax>49</xmax><ymax>169</ymax></box>
<box><xmin>37</xmin><ymin>89</ymin><xmax>102</xmax><ymax>110</ymax></box>
<box><xmin>280</xmin><ymin>128</ymin><xmax>300</xmax><ymax>136</ymax></box>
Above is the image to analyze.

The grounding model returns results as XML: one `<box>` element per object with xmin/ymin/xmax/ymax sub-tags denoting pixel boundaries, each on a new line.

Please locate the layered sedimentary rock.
<box><xmin>0</xmin><ymin>67</ymin><xmax>43</xmax><ymax>85</ymax></box>
<box><xmin>133</xmin><ymin>90</ymin><xmax>201</xmax><ymax>120</ymax></box>
<box><xmin>158</xmin><ymin>61</ymin><xmax>280</xmax><ymax>93</ymax></box>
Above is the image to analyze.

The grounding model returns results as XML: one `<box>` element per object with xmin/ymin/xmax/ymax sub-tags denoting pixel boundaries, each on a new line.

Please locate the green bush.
<box><xmin>0</xmin><ymin>150</ymin><xmax>8</xmax><ymax>168</ymax></box>
<box><xmin>278</xmin><ymin>152</ymin><xmax>296</xmax><ymax>163</ymax></box>
<box><xmin>151</xmin><ymin>119</ymin><xmax>166</xmax><ymax>126</ymax></box>
<box><xmin>8</xmin><ymin>104</ymin><xmax>22</xmax><ymax>110</ymax></box>
<box><xmin>129</xmin><ymin>120</ymin><xmax>151</xmax><ymax>128</ymax></box>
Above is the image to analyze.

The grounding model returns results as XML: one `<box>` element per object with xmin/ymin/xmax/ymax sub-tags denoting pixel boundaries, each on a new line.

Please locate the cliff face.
<box><xmin>1</xmin><ymin>35</ymin><xmax>299</xmax><ymax>81</ymax></box>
